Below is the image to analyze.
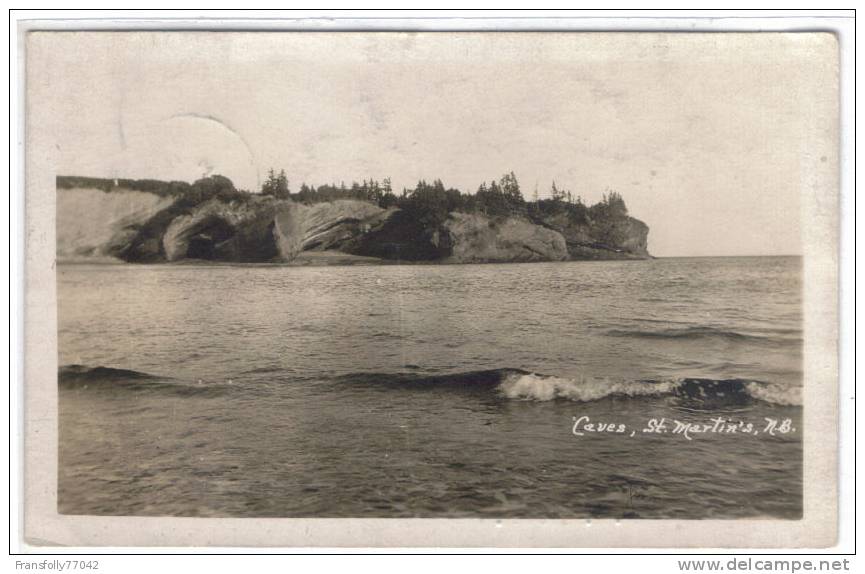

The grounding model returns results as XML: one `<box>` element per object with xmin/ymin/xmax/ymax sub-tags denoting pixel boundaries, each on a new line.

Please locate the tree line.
<box><xmin>259</xmin><ymin>168</ymin><xmax>629</xmax><ymax>227</ymax></box>
<box><xmin>58</xmin><ymin>170</ymin><xmax>631</xmax><ymax>228</ymax></box>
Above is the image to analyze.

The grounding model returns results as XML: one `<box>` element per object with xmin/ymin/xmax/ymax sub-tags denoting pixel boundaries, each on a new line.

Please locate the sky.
<box><xmin>29</xmin><ymin>32</ymin><xmax>837</xmax><ymax>256</ymax></box>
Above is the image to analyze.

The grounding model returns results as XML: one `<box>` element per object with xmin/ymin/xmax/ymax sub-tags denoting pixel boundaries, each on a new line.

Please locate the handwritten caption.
<box><xmin>571</xmin><ymin>416</ymin><xmax>796</xmax><ymax>440</ymax></box>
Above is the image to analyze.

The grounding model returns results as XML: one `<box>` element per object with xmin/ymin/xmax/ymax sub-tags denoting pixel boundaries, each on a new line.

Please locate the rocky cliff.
<box><xmin>536</xmin><ymin>210</ymin><xmax>650</xmax><ymax>260</ymax></box>
<box><xmin>443</xmin><ymin>213</ymin><xmax>569</xmax><ymax>263</ymax></box>
<box><xmin>56</xmin><ymin>187</ymin><xmax>176</xmax><ymax>261</ymax></box>
<box><xmin>56</xmin><ymin>178</ymin><xmax>651</xmax><ymax>264</ymax></box>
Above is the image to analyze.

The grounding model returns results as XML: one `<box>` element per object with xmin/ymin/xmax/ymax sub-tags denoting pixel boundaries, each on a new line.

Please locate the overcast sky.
<box><xmin>30</xmin><ymin>32</ymin><xmax>837</xmax><ymax>256</ymax></box>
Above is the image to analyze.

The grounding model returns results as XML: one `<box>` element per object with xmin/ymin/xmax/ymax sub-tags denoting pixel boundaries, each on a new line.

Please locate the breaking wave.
<box><xmin>335</xmin><ymin>368</ymin><xmax>801</xmax><ymax>407</ymax></box>
<box><xmin>58</xmin><ymin>365</ymin><xmax>801</xmax><ymax>407</ymax></box>
<box><xmin>497</xmin><ymin>372</ymin><xmax>801</xmax><ymax>406</ymax></box>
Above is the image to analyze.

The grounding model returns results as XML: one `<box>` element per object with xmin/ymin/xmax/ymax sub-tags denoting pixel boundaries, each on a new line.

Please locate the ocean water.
<box><xmin>57</xmin><ymin>256</ymin><xmax>803</xmax><ymax>518</ymax></box>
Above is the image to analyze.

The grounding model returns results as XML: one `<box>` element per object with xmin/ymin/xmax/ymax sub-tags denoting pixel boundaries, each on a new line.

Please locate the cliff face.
<box><xmin>443</xmin><ymin>213</ymin><xmax>569</xmax><ymax>263</ymax></box>
<box><xmin>161</xmin><ymin>198</ymin><xmax>285</xmax><ymax>262</ymax></box>
<box><xmin>273</xmin><ymin>200</ymin><xmax>396</xmax><ymax>260</ymax></box>
<box><xmin>57</xmin><ymin>180</ymin><xmax>650</xmax><ymax>264</ymax></box>
<box><xmin>121</xmin><ymin>197</ymin><xmax>394</xmax><ymax>263</ymax></box>
<box><xmin>537</xmin><ymin>212</ymin><xmax>650</xmax><ymax>260</ymax></box>
<box><xmin>56</xmin><ymin>187</ymin><xmax>176</xmax><ymax>261</ymax></box>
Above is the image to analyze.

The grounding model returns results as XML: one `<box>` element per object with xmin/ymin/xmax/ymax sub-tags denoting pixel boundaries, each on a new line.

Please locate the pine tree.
<box><xmin>275</xmin><ymin>169</ymin><xmax>290</xmax><ymax>199</ymax></box>
<box><xmin>551</xmin><ymin>181</ymin><xmax>565</xmax><ymax>202</ymax></box>
<box><xmin>261</xmin><ymin>168</ymin><xmax>289</xmax><ymax>199</ymax></box>
<box><xmin>500</xmin><ymin>171</ymin><xmax>522</xmax><ymax>204</ymax></box>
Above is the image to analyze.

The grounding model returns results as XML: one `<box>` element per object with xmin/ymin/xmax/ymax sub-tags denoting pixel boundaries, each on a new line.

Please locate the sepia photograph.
<box><xmin>17</xmin><ymin>22</ymin><xmax>845</xmax><ymax>549</ymax></box>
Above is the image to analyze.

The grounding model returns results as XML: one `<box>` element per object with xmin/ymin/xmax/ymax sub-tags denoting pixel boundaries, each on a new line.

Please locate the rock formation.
<box><xmin>56</xmin><ymin>177</ymin><xmax>651</xmax><ymax>265</ymax></box>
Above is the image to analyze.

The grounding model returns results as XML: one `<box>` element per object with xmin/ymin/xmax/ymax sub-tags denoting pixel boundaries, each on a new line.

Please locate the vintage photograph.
<box><xmin>28</xmin><ymin>31</ymin><xmax>836</xmax><ymax>525</ymax></box>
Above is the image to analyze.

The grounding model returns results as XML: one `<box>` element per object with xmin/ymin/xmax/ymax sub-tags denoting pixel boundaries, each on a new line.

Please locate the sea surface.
<box><xmin>58</xmin><ymin>256</ymin><xmax>803</xmax><ymax>518</ymax></box>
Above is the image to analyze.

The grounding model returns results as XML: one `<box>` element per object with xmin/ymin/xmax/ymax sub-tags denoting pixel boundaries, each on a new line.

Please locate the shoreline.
<box><xmin>57</xmin><ymin>251</ymin><xmax>654</xmax><ymax>268</ymax></box>
<box><xmin>55</xmin><ymin>253</ymin><xmax>804</xmax><ymax>268</ymax></box>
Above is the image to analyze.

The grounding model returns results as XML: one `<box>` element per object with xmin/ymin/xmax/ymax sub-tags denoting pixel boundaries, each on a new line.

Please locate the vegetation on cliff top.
<box><xmin>58</xmin><ymin>170</ymin><xmax>633</xmax><ymax>237</ymax></box>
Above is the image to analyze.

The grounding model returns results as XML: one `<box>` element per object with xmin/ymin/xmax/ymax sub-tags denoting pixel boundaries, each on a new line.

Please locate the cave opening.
<box><xmin>185</xmin><ymin>217</ymin><xmax>236</xmax><ymax>260</ymax></box>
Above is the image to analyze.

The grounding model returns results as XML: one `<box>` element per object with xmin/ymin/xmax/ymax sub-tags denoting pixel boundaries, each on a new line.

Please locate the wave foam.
<box><xmin>498</xmin><ymin>372</ymin><xmax>801</xmax><ymax>406</ymax></box>
<box><xmin>744</xmin><ymin>381</ymin><xmax>802</xmax><ymax>406</ymax></box>
<box><xmin>499</xmin><ymin>373</ymin><xmax>677</xmax><ymax>402</ymax></box>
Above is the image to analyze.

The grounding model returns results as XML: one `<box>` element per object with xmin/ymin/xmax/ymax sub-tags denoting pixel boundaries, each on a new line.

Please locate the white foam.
<box><xmin>498</xmin><ymin>372</ymin><xmax>802</xmax><ymax>406</ymax></box>
<box><xmin>498</xmin><ymin>372</ymin><xmax>677</xmax><ymax>402</ymax></box>
<box><xmin>744</xmin><ymin>381</ymin><xmax>802</xmax><ymax>406</ymax></box>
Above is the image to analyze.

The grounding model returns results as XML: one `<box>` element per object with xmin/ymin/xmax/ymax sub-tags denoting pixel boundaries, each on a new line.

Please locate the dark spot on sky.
<box><xmin>820</xmin><ymin>156</ymin><xmax>827</xmax><ymax>163</ymax></box>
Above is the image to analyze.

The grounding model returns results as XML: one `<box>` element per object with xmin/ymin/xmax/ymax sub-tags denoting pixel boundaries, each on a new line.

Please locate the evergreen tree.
<box><xmin>261</xmin><ymin>168</ymin><xmax>290</xmax><ymax>199</ymax></box>
<box><xmin>500</xmin><ymin>171</ymin><xmax>523</xmax><ymax>204</ymax></box>
<box><xmin>550</xmin><ymin>181</ymin><xmax>566</xmax><ymax>202</ymax></box>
